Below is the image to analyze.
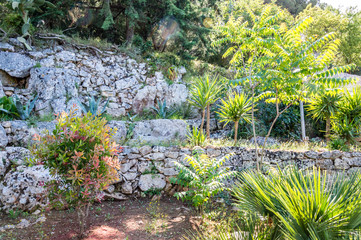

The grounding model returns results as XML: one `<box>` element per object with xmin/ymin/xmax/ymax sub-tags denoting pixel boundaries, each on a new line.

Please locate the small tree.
<box><xmin>217</xmin><ymin>92</ymin><xmax>253</xmax><ymax>143</ymax></box>
<box><xmin>31</xmin><ymin>109</ymin><xmax>121</xmax><ymax>237</ymax></box>
<box><xmin>214</xmin><ymin>5</ymin><xmax>284</xmax><ymax>170</ymax></box>
<box><xmin>307</xmin><ymin>86</ymin><xmax>342</xmax><ymax>143</ymax></box>
<box><xmin>171</xmin><ymin>149</ymin><xmax>236</xmax><ymax>213</ymax></box>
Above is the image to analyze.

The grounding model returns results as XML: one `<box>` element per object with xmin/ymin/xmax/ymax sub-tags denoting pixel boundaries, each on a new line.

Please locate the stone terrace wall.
<box><xmin>0</xmin><ymin>42</ymin><xmax>188</xmax><ymax>117</ymax></box>
<box><xmin>1</xmin><ymin>145</ymin><xmax>359</xmax><ymax>212</ymax></box>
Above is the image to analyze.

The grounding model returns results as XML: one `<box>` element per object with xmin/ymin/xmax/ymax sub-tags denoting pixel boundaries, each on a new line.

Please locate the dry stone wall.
<box><xmin>1</xmin><ymin>145</ymin><xmax>360</xmax><ymax>212</ymax></box>
<box><xmin>0</xmin><ymin>41</ymin><xmax>188</xmax><ymax>117</ymax></box>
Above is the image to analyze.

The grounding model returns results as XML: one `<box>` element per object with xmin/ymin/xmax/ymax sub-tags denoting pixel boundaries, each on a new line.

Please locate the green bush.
<box><xmin>233</xmin><ymin>167</ymin><xmax>361</xmax><ymax>239</ymax></box>
<box><xmin>31</xmin><ymin>109</ymin><xmax>121</xmax><ymax>236</ymax></box>
<box><xmin>0</xmin><ymin>95</ymin><xmax>38</xmax><ymax>120</ymax></box>
<box><xmin>171</xmin><ymin>150</ymin><xmax>236</xmax><ymax>212</ymax></box>
<box><xmin>187</xmin><ymin>126</ymin><xmax>206</xmax><ymax>147</ymax></box>
<box><xmin>0</xmin><ymin>96</ymin><xmax>18</xmax><ymax>120</ymax></box>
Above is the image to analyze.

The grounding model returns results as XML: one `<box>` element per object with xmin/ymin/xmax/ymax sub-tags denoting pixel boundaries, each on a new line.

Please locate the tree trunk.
<box><xmin>251</xmin><ymin>86</ymin><xmax>259</xmax><ymax>171</ymax></box>
<box><xmin>200</xmin><ymin>109</ymin><xmax>205</xmax><ymax>132</ymax></box>
<box><xmin>126</xmin><ymin>18</ymin><xmax>134</xmax><ymax>47</ymax></box>
<box><xmin>234</xmin><ymin>120</ymin><xmax>239</xmax><ymax>144</ymax></box>
<box><xmin>326</xmin><ymin>116</ymin><xmax>331</xmax><ymax>144</ymax></box>
<box><xmin>206</xmin><ymin>105</ymin><xmax>210</xmax><ymax>138</ymax></box>
<box><xmin>300</xmin><ymin>101</ymin><xmax>307</xmax><ymax>141</ymax></box>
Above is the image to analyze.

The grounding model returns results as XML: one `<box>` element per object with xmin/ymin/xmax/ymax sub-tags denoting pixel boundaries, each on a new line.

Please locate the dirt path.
<box><xmin>0</xmin><ymin>197</ymin><xmax>200</xmax><ymax>240</ymax></box>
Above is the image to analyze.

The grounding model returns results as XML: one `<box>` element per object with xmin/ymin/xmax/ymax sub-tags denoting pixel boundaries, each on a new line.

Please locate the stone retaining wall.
<box><xmin>0</xmin><ymin>119</ymin><xmax>222</xmax><ymax>148</ymax></box>
<box><xmin>1</xmin><ymin>145</ymin><xmax>359</xmax><ymax>212</ymax></box>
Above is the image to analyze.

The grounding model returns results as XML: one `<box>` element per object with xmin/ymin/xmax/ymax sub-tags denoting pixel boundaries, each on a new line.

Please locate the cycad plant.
<box><xmin>233</xmin><ymin>167</ymin><xmax>361</xmax><ymax>240</ymax></box>
<box><xmin>307</xmin><ymin>87</ymin><xmax>342</xmax><ymax>143</ymax></box>
<box><xmin>217</xmin><ymin>92</ymin><xmax>252</xmax><ymax>143</ymax></box>
<box><xmin>188</xmin><ymin>75</ymin><xmax>224</xmax><ymax>138</ymax></box>
<box><xmin>171</xmin><ymin>150</ymin><xmax>236</xmax><ymax>212</ymax></box>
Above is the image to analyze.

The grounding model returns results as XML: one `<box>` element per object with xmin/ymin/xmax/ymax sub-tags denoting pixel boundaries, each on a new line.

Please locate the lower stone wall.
<box><xmin>1</xmin><ymin>146</ymin><xmax>360</xmax><ymax>212</ymax></box>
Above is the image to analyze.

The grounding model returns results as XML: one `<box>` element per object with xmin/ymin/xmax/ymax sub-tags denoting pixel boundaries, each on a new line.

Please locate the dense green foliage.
<box><xmin>1</xmin><ymin>0</ymin><xmax>359</xmax><ymax>72</ymax></box>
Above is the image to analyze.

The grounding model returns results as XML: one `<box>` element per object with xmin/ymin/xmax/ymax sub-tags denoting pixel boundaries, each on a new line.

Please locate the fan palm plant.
<box><xmin>217</xmin><ymin>92</ymin><xmax>252</xmax><ymax>143</ymax></box>
<box><xmin>233</xmin><ymin>167</ymin><xmax>361</xmax><ymax>240</ymax></box>
<box><xmin>307</xmin><ymin>87</ymin><xmax>343</xmax><ymax>143</ymax></box>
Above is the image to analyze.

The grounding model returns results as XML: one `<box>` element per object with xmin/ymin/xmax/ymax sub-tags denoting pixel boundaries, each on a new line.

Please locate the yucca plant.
<box><xmin>188</xmin><ymin>75</ymin><xmax>225</xmax><ymax>137</ymax></box>
<box><xmin>171</xmin><ymin>150</ymin><xmax>236</xmax><ymax>212</ymax></box>
<box><xmin>233</xmin><ymin>167</ymin><xmax>361</xmax><ymax>240</ymax></box>
<box><xmin>307</xmin><ymin>87</ymin><xmax>343</xmax><ymax>143</ymax></box>
<box><xmin>187</xmin><ymin>126</ymin><xmax>206</xmax><ymax>147</ymax></box>
<box><xmin>217</xmin><ymin>92</ymin><xmax>252</xmax><ymax>143</ymax></box>
<box><xmin>78</xmin><ymin>96</ymin><xmax>109</xmax><ymax>116</ymax></box>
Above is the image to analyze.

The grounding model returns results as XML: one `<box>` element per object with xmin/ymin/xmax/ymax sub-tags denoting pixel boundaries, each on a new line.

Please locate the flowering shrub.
<box><xmin>31</xmin><ymin>109</ymin><xmax>121</xmax><ymax>235</ymax></box>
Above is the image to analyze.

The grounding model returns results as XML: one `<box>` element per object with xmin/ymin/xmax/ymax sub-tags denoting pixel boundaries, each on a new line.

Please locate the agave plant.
<box><xmin>151</xmin><ymin>99</ymin><xmax>175</xmax><ymax>119</ymax></box>
<box><xmin>171</xmin><ymin>150</ymin><xmax>236</xmax><ymax>212</ymax></box>
<box><xmin>187</xmin><ymin>126</ymin><xmax>206</xmax><ymax>147</ymax></box>
<box><xmin>233</xmin><ymin>167</ymin><xmax>361</xmax><ymax>240</ymax></box>
<box><xmin>78</xmin><ymin>96</ymin><xmax>109</xmax><ymax>116</ymax></box>
<box><xmin>13</xmin><ymin>94</ymin><xmax>38</xmax><ymax>120</ymax></box>
<box><xmin>217</xmin><ymin>92</ymin><xmax>253</xmax><ymax>143</ymax></box>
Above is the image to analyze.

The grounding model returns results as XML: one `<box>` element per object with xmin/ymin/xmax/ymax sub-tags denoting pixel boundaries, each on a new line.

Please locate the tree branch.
<box><xmin>0</xmin><ymin>28</ymin><xmax>7</xmax><ymax>41</ymax></box>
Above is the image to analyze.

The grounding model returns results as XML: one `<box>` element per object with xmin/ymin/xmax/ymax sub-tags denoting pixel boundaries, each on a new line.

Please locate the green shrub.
<box><xmin>332</xmin><ymin>116</ymin><xmax>360</xmax><ymax>145</ymax></box>
<box><xmin>31</xmin><ymin>109</ymin><xmax>121</xmax><ymax>236</ymax></box>
<box><xmin>171</xmin><ymin>150</ymin><xmax>236</xmax><ymax>212</ymax></box>
<box><xmin>187</xmin><ymin>126</ymin><xmax>206</xmax><ymax>147</ymax></box>
<box><xmin>328</xmin><ymin>137</ymin><xmax>350</xmax><ymax>151</ymax></box>
<box><xmin>233</xmin><ymin>167</ymin><xmax>361</xmax><ymax>239</ymax></box>
<box><xmin>0</xmin><ymin>96</ymin><xmax>18</xmax><ymax>120</ymax></box>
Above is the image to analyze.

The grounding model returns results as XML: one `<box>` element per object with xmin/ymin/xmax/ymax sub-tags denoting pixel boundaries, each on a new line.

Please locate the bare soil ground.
<box><xmin>0</xmin><ymin>197</ymin><xmax>201</xmax><ymax>240</ymax></box>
